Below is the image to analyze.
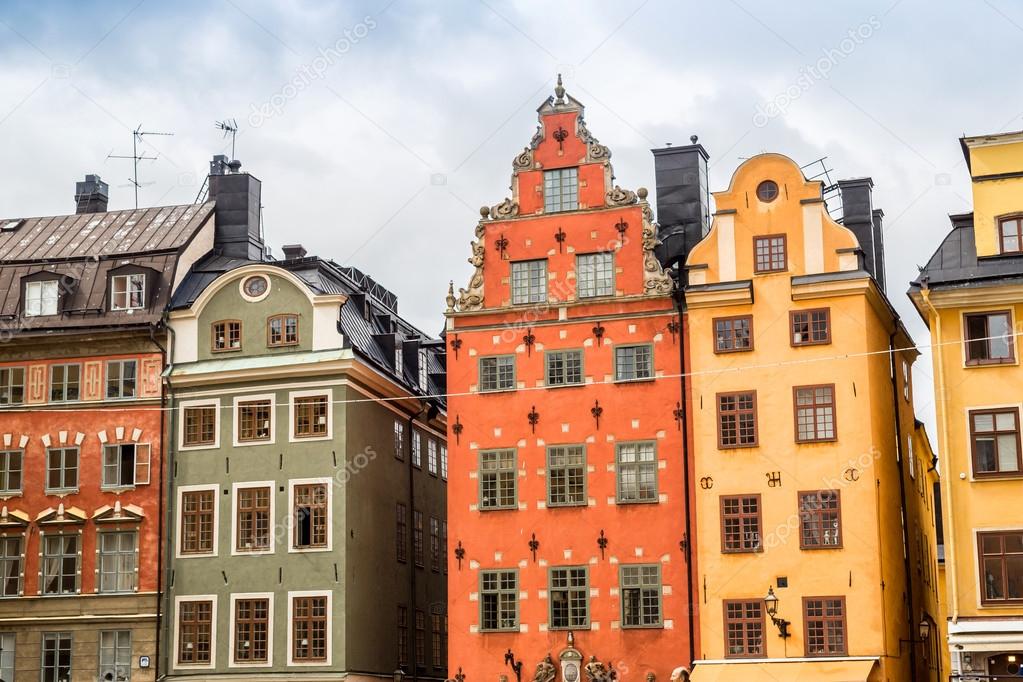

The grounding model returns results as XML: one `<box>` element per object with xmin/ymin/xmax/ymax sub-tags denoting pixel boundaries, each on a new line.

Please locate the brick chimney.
<box><xmin>652</xmin><ymin>138</ymin><xmax>711</xmax><ymax>272</ymax></box>
<box><xmin>74</xmin><ymin>174</ymin><xmax>109</xmax><ymax>214</ymax></box>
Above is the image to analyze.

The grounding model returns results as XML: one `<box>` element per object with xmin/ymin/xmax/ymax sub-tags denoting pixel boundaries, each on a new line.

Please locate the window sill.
<box><xmin>479</xmin><ymin>388</ymin><xmax>517</xmax><ymax>394</ymax></box>
<box><xmin>45</xmin><ymin>488</ymin><xmax>79</xmax><ymax>495</ymax></box>
<box><xmin>614</xmin><ymin>377</ymin><xmax>655</xmax><ymax>385</ymax></box>
<box><xmin>714</xmin><ymin>348</ymin><xmax>753</xmax><ymax>354</ymax></box>
<box><xmin>480</xmin><ymin>506</ymin><xmax>518</xmax><ymax>512</ymax></box>
<box><xmin>971</xmin><ymin>472</ymin><xmax>1023</xmax><ymax>481</ymax></box>
<box><xmin>615</xmin><ymin>498</ymin><xmax>659</xmax><ymax>506</ymax></box>
<box><xmin>549</xmin><ymin>625</ymin><xmax>590</xmax><ymax>632</ymax></box>
<box><xmin>791</xmin><ymin>341</ymin><xmax>832</xmax><ymax>348</ymax></box>
<box><xmin>964</xmin><ymin>359</ymin><xmax>1017</xmax><ymax>368</ymax></box>
<box><xmin>547</xmin><ymin>502</ymin><xmax>587</xmax><ymax>509</ymax></box>
<box><xmin>799</xmin><ymin>544</ymin><xmax>844</xmax><ymax>551</ymax></box>
<box><xmin>719</xmin><ymin>443</ymin><xmax>759</xmax><ymax>450</ymax></box>
<box><xmin>795</xmin><ymin>438</ymin><xmax>838</xmax><ymax>445</ymax></box>
<box><xmin>211</xmin><ymin>348</ymin><xmax>243</xmax><ymax>354</ymax></box>
<box><xmin>100</xmin><ymin>485</ymin><xmax>136</xmax><ymax>492</ymax></box>
<box><xmin>621</xmin><ymin>624</ymin><xmax>664</xmax><ymax>630</ymax></box>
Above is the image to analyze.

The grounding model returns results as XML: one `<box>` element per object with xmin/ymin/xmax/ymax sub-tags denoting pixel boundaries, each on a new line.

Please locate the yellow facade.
<box><xmin>686</xmin><ymin>154</ymin><xmax>939</xmax><ymax>681</ymax></box>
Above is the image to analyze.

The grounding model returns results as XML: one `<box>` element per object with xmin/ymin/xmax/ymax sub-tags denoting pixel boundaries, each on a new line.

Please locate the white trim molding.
<box><xmin>177</xmin><ymin>398</ymin><xmax>221</xmax><ymax>451</ymax></box>
<box><xmin>231</xmin><ymin>393</ymin><xmax>277</xmax><ymax>448</ymax></box>
<box><xmin>286</xmin><ymin>589</ymin><xmax>333</xmax><ymax>666</ymax></box>
<box><xmin>287</xmin><ymin>477</ymin><xmax>333</xmax><ymax>554</ymax></box>
<box><xmin>172</xmin><ymin>594</ymin><xmax>218</xmax><ymax>670</ymax></box>
<box><xmin>288</xmin><ymin>388</ymin><xmax>333</xmax><ymax>443</ymax></box>
<box><xmin>174</xmin><ymin>484</ymin><xmax>220</xmax><ymax>559</ymax></box>
<box><xmin>228</xmin><ymin>591</ymin><xmax>275</xmax><ymax>668</ymax></box>
<box><xmin>230</xmin><ymin>481</ymin><xmax>277</xmax><ymax>556</ymax></box>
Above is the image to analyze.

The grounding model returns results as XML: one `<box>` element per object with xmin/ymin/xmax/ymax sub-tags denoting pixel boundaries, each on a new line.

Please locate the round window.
<box><xmin>756</xmin><ymin>180</ymin><xmax>779</xmax><ymax>203</ymax></box>
<box><xmin>242</xmin><ymin>276</ymin><xmax>268</xmax><ymax>298</ymax></box>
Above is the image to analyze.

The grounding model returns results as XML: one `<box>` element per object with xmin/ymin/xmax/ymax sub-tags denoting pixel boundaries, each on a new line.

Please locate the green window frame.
<box><xmin>549</xmin><ymin>566</ymin><xmax>589</xmax><ymax>629</ymax></box>
<box><xmin>547</xmin><ymin>446</ymin><xmax>586</xmax><ymax>507</ymax></box>
<box><xmin>98</xmin><ymin>531</ymin><xmax>137</xmax><ymax>593</ymax></box>
<box><xmin>544</xmin><ymin>168</ymin><xmax>578</xmax><ymax>213</ymax></box>
<box><xmin>614</xmin><ymin>345</ymin><xmax>653</xmax><ymax>381</ymax></box>
<box><xmin>0</xmin><ymin>450</ymin><xmax>22</xmax><ymax>495</ymax></box>
<box><xmin>479</xmin><ymin>569</ymin><xmax>518</xmax><ymax>631</ymax></box>
<box><xmin>46</xmin><ymin>448</ymin><xmax>78</xmax><ymax>493</ymax></box>
<box><xmin>511</xmin><ymin>259</ymin><xmax>548</xmax><ymax>305</ymax></box>
<box><xmin>576</xmin><ymin>252</ymin><xmax>614</xmax><ymax>298</ymax></box>
<box><xmin>105</xmin><ymin>360</ymin><xmax>137</xmax><ymax>399</ymax></box>
<box><xmin>49</xmin><ymin>364</ymin><xmax>80</xmax><ymax>402</ymax></box>
<box><xmin>546</xmin><ymin>350</ymin><xmax>583</xmax><ymax>387</ymax></box>
<box><xmin>620</xmin><ymin>564</ymin><xmax>662</xmax><ymax>628</ymax></box>
<box><xmin>0</xmin><ymin>367</ymin><xmax>25</xmax><ymax>406</ymax></box>
<box><xmin>616</xmin><ymin>442</ymin><xmax>658</xmax><ymax>503</ymax></box>
<box><xmin>479</xmin><ymin>356</ymin><xmax>516</xmax><ymax>392</ymax></box>
<box><xmin>479</xmin><ymin>450</ymin><xmax>517</xmax><ymax>510</ymax></box>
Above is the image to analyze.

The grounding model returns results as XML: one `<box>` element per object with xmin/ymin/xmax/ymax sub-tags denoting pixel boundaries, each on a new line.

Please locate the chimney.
<box><xmin>74</xmin><ymin>174</ymin><xmax>109</xmax><ymax>214</ymax></box>
<box><xmin>282</xmin><ymin>244</ymin><xmax>307</xmax><ymax>261</ymax></box>
<box><xmin>652</xmin><ymin>137</ymin><xmax>710</xmax><ymax>271</ymax></box>
<box><xmin>207</xmin><ymin>156</ymin><xmax>264</xmax><ymax>260</ymax></box>
<box><xmin>837</xmin><ymin>178</ymin><xmax>885</xmax><ymax>292</ymax></box>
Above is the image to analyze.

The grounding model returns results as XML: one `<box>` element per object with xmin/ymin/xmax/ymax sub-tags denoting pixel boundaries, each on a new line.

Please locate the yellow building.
<box><xmin>683</xmin><ymin>154</ymin><xmax>940</xmax><ymax>681</ymax></box>
<box><xmin>909</xmin><ymin>130</ymin><xmax>1023</xmax><ymax>680</ymax></box>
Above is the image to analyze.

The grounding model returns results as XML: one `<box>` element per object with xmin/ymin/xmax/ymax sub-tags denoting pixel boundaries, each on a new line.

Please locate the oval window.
<box><xmin>243</xmin><ymin>276</ymin><xmax>268</xmax><ymax>298</ymax></box>
<box><xmin>756</xmin><ymin>180</ymin><xmax>779</xmax><ymax>203</ymax></box>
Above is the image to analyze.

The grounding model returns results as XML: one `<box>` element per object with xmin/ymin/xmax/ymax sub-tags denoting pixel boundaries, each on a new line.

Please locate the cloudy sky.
<box><xmin>2</xmin><ymin>0</ymin><xmax>1021</xmax><ymax>431</ymax></box>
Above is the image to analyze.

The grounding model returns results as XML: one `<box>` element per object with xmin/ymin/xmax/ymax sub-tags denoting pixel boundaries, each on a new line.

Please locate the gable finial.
<box><xmin>554</xmin><ymin>73</ymin><xmax>565</xmax><ymax>104</ymax></box>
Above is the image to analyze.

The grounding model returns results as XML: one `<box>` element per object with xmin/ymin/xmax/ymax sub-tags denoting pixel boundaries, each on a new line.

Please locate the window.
<box><xmin>394</xmin><ymin>421</ymin><xmax>405</xmax><ymax>460</ymax></box>
<box><xmin>803</xmin><ymin>597</ymin><xmax>847</xmax><ymax>656</ymax></box>
<box><xmin>99</xmin><ymin>630</ymin><xmax>132</xmax><ymax>682</ymax></box>
<box><xmin>46</xmin><ymin>448</ymin><xmax>78</xmax><ymax>492</ymax></box>
<box><xmin>544</xmin><ymin>168</ymin><xmax>578</xmax><ymax>213</ymax></box>
<box><xmin>721</xmin><ymin>495</ymin><xmax>762</xmax><ymax>553</ymax></box>
<box><xmin>234</xmin><ymin>598</ymin><xmax>269</xmax><ymax>663</ymax></box>
<box><xmin>970</xmin><ymin>409</ymin><xmax>1022</xmax><ymax>476</ymax></box>
<box><xmin>756</xmin><ymin>180</ymin><xmax>779</xmax><ymax>202</ymax></box>
<box><xmin>480</xmin><ymin>569</ymin><xmax>518</xmax><ymax>631</ymax></box>
<box><xmin>979</xmin><ymin>531</ymin><xmax>1023</xmax><ymax>604</ymax></box>
<box><xmin>178</xmin><ymin>600</ymin><xmax>213</xmax><ymax>664</ymax></box>
<box><xmin>106</xmin><ymin>360</ymin><xmax>137</xmax><ymax>399</ymax></box>
<box><xmin>267</xmin><ymin>314</ymin><xmax>299</xmax><ymax>347</ymax></box>
<box><xmin>98</xmin><ymin>532</ymin><xmax>137</xmax><ymax>593</ymax></box>
<box><xmin>908</xmin><ymin>434</ymin><xmax>916</xmax><ymax>480</ymax></box>
<box><xmin>111</xmin><ymin>273</ymin><xmax>146</xmax><ymax>311</ymax></box>
<box><xmin>395</xmin><ymin>343</ymin><xmax>404</xmax><ymax>377</ymax></box>
<box><xmin>293</xmin><ymin>395</ymin><xmax>328</xmax><ymax>438</ymax></box>
<box><xmin>413</xmin><ymin>510</ymin><xmax>424</xmax><ymax>568</ymax></box>
<box><xmin>0</xmin><ymin>535</ymin><xmax>22</xmax><ymax>596</ymax></box>
<box><xmin>397</xmin><ymin>606</ymin><xmax>408</xmax><ymax>666</ymax></box>
<box><xmin>238</xmin><ymin>399</ymin><xmax>272</xmax><ymax>442</ymax></box>
<box><xmin>50</xmin><ymin>364</ymin><xmax>80</xmax><ymax>402</ymax></box>
<box><xmin>183</xmin><ymin>406</ymin><xmax>217</xmax><ymax>447</ymax></box>
<box><xmin>428</xmin><ymin>439</ymin><xmax>438</xmax><ymax>476</ymax></box>
<box><xmin>620</xmin><ymin>565</ymin><xmax>662</xmax><ymax>628</ymax></box>
<box><xmin>431</xmin><ymin>614</ymin><xmax>443</xmax><ymax>668</ymax></box>
<box><xmin>0</xmin><ymin>632</ymin><xmax>14</xmax><ymax>682</ymax></box>
<box><xmin>511</xmin><ymin>259</ymin><xmax>547</xmax><ymax>305</ymax></box>
<box><xmin>412</xmin><ymin>432</ymin><xmax>422</xmax><ymax>468</ymax></box>
<box><xmin>292</xmin><ymin>595</ymin><xmax>328</xmax><ymax>662</ymax></box>
<box><xmin>616</xmin><ymin>442</ymin><xmax>657</xmax><ymax>503</ymax></box>
<box><xmin>717</xmin><ymin>392</ymin><xmax>757</xmax><ymax>448</ymax></box>
<box><xmin>548</xmin><ymin>446</ymin><xmax>585</xmax><ymax>507</ymax></box>
<box><xmin>549</xmin><ymin>567</ymin><xmax>588</xmax><ymax>629</ymax></box>
<box><xmin>0</xmin><ymin>367</ymin><xmax>24</xmax><ymax>406</ymax></box>
<box><xmin>41</xmin><ymin>633</ymin><xmax>72</xmax><ymax>682</ymax></box>
<box><xmin>576</xmin><ymin>252</ymin><xmax>613</xmax><ymax>298</ymax></box>
<box><xmin>615</xmin><ymin>345</ymin><xmax>653</xmax><ymax>381</ymax></box>
<box><xmin>795</xmin><ymin>385</ymin><xmax>836</xmax><ymax>442</ymax></box>
<box><xmin>999</xmin><ymin>215</ymin><xmax>1023</xmax><ymax>254</ymax></box>
<box><xmin>754</xmin><ymin>235</ymin><xmax>786</xmax><ymax>273</ymax></box>
<box><xmin>480</xmin><ymin>356</ymin><xmax>516</xmax><ymax>392</ymax></box>
<box><xmin>418</xmin><ymin>348</ymin><xmax>430</xmax><ymax>392</ymax></box>
<box><xmin>293</xmin><ymin>484</ymin><xmax>328</xmax><ymax>549</ymax></box>
<box><xmin>714</xmin><ymin>316</ymin><xmax>752</xmax><ymax>353</ymax></box>
<box><xmin>902</xmin><ymin>360</ymin><xmax>910</xmax><ymax>401</ymax></box>
<box><xmin>212</xmin><ymin>320</ymin><xmax>242</xmax><ymax>352</ymax></box>
<box><xmin>396</xmin><ymin>503</ymin><xmax>408</xmax><ymax>563</ymax></box>
<box><xmin>102</xmin><ymin>444</ymin><xmax>150</xmax><ymax>488</ymax></box>
<box><xmin>180</xmin><ymin>490</ymin><xmax>215</xmax><ymax>555</ymax></box>
<box><xmin>479</xmin><ymin>450</ymin><xmax>516</xmax><ymax>510</ymax></box>
<box><xmin>790</xmin><ymin>309</ymin><xmax>831</xmax><ymax>346</ymax></box>
<box><xmin>724</xmin><ymin>600</ymin><xmax>764</xmax><ymax>658</ymax></box>
<box><xmin>430</xmin><ymin>516</ymin><xmax>440</xmax><ymax>572</ymax></box>
<box><xmin>799</xmin><ymin>491</ymin><xmax>841</xmax><ymax>548</ymax></box>
<box><xmin>442</xmin><ymin>521</ymin><xmax>448</xmax><ymax>574</ymax></box>
<box><xmin>25</xmin><ymin>280</ymin><xmax>59</xmax><ymax>317</ymax></box>
<box><xmin>546</xmin><ymin>350</ymin><xmax>583</xmax><ymax>386</ymax></box>
<box><xmin>237</xmin><ymin>487</ymin><xmax>271</xmax><ymax>552</ymax></box>
<box><xmin>415</xmin><ymin>610</ymin><xmax>426</xmax><ymax>667</ymax></box>
<box><xmin>42</xmin><ymin>534</ymin><xmax>78</xmax><ymax>595</ymax></box>
<box><xmin>965</xmin><ymin>311</ymin><xmax>1014</xmax><ymax>365</ymax></box>
<box><xmin>440</xmin><ymin>445</ymin><xmax>448</xmax><ymax>480</ymax></box>
<box><xmin>0</xmin><ymin>451</ymin><xmax>22</xmax><ymax>494</ymax></box>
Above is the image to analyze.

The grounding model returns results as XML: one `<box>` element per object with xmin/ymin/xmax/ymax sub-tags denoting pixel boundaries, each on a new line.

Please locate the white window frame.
<box><xmin>412</xmin><ymin>431</ymin><xmax>422</xmax><ymax>468</ymax></box>
<box><xmin>232</xmin><ymin>393</ymin><xmax>276</xmax><ymax>448</ymax></box>
<box><xmin>427</xmin><ymin>439</ymin><xmax>438</xmax><ymax>476</ymax></box>
<box><xmin>286</xmin><ymin>590</ymin><xmax>332</xmax><ymax>666</ymax></box>
<box><xmin>96</xmin><ymin>530</ymin><xmax>138</xmax><ymax>594</ymax></box>
<box><xmin>24</xmin><ymin>280</ymin><xmax>59</xmax><ymax>317</ymax></box>
<box><xmin>231</xmin><ymin>481</ymin><xmax>276</xmax><ymax>556</ymax></box>
<box><xmin>288</xmin><ymin>389</ymin><xmax>332</xmax><ymax>443</ymax></box>
<box><xmin>228</xmin><ymin>592</ymin><xmax>274</xmax><ymax>668</ymax></box>
<box><xmin>418</xmin><ymin>348</ymin><xmax>429</xmax><ymax>392</ymax></box>
<box><xmin>178</xmin><ymin>399</ymin><xmax>221</xmax><ymax>451</ymax></box>
<box><xmin>288</xmin><ymin>478</ymin><xmax>333</xmax><ymax>553</ymax></box>
<box><xmin>440</xmin><ymin>444</ymin><xmax>448</xmax><ymax>480</ymax></box>
<box><xmin>394</xmin><ymin>420</ymin><xmax>405</xmax><ymax>460</ymax></box>
<box><xmin>172</xmin><ymin>595</ymin><xmax>218</xmax><ymax>670</ymax></box>
<box><xmin>175</xmin><ymin>484</ymin><xmax>219</xmax><ymax>559</ymax></box>
<box><xmin>110</xmin><ymin>273</ymin><xmax>146</xmax><ymax>311</ymax></box>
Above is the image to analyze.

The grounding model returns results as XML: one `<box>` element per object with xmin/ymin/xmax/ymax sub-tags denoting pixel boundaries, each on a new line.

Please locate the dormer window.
<box><xmin>212</xmin><ymin>320</ymin><xmax>242</xmax><ymax>352</ymax></box>
<box><xmin>25</xmin><ymin>280</ymin><xmax>59</xmax><ymax>317</ymax></box>
<box><xmin>998</xmin><ymin>216</ymin><xmax>1023</xmax><ymax>254</ymax></box>
<box><xmin>111</xmin><ymin>273</ymin><xmax>146</xmax><ymax>311</ymax></box>
<box><xmin>418</xmin><ymin>348</ymin><xmax>429</xmax><ymax>392</ymax></box>
<box><xmin>544</xmin><ymin>168</ymin><xmax>578</xmax><ymax>213</ymax></box>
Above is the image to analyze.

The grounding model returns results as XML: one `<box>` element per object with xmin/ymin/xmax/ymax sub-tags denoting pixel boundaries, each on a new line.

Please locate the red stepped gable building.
<box><xmin>445</xmin><ymin>78</ymin><xmax>696</xmax><ymax>681</ymax></box>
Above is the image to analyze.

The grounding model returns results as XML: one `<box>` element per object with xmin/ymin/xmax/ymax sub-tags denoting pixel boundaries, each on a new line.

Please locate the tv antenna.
<box><xmin>215</xmin><ymin>119</ymin><xmax>239</xmax><ymax>160</ymax></box>
<box><xmin>107</xmin><ymin>124</ymin><xmax>174</xmax><ymax>208</ymax></box>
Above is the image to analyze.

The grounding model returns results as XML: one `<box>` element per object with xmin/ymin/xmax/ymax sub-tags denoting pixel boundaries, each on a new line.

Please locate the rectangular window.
<box><xmin>102</xmin><ymin>444</ymin><xmax>150</xmax><ymax>488</ymax></box>
<box><xmin>548</xmin><ymin>446</ymin><xmax>585</xmax><ymax>507</ymax></box>
<box><xmin>412</xmin><ymin>432</ymin><xmax>422</xmax><ymax>468</ymax></box>
<box><xmin>480</xmin><ymin>569</ymin><xmax>518</xmax><ymax>631</ymax></box>
<box><xmin>46</xmin><ymin>448</ymin><xmax>78</xmax><ymax>492</ymax></box>
<box><xmin>544</xmin><ymin>168</ymin><xmax>579</xmax><ymax>213</ymax></box>
<box><xmin>99</xmin><ymin>630</ymin><xmax>132</xmax><ymax>682</ymax></box>
<box><xmin>0</xmin><ymin>536</ymin><xmax>22</xmax><ymax>596</ymax></box>
<box><xmin>397</xmin><ymin>606</ymin><xmax>408</xmax><ymax>666</ymax></box>
<box><xmin>803</xmin><ymin>597</ymin><xmax>847</xmax><ymax>656</ymax></box>
<box><xmin>430</xmin><ymin>516</ymin><xmax>440</xmax><ymax>573</ymax></box>
<box><xmin>50</xmin><ymin>364</ymin><xmax>80</xmax><ymax>402</ymax></box>
<box><xmin>294</xmin><ymin>395</ymin><xmax>328</xmax><ymax>438</ymax></box>
<box><xmin>396</xmin><ymin>503</ymin><xmax>408</xmax><ymax>563</ymax></box>
<box><xmin>721</xmin><ymin>495</ymin><xmax>762</xmax><ymax>553</ymax></box>
<box><xmin>268</xmin><ymin>314</ymin><xmax>299</xmax><ymax>346</ymax></box>
<box><xmin>970</xmin><ymin>408</ymin><xmax>1022</xmax><ymax>476</ymax></box>
<box><xmin>237</xmin><ymin>487</ymin><xmax>271</xmax><ymax>552</ymax></box>
<box><xmin>292</xmin><ymin>596</ymin><xmax>328</xmax><ymax>662</ymax></box>
<box><xmin>431</xmin><ymin>614</ymin><xmax>443</xmax><ymax>668</ymax></box>
<box><xmin>795</xmin><ymin>385</ymin><xmax>836</xmax><ymax>442</ymax></box>
<box><xmin>999</xmin><ymin>215</ymin><xmax>1023</xmax><ymax>254</ymax></box>
<box><xmin>790</xmin><ymin>309</ymin><xmax>831</xmax><ymax>346</ymax></box>
<box><xmin>234</xmin><ymin>598</ymin><xmax>269</xmax><ymax>663</ymax></box>
<box><xmin>293</xmin><ymin>484</ymin><xmax>328</xmax><ymax>549</ymax></box>
<box><xmin>799</xmin><ymin>491</ymin><xmax>841</xmax><ymax>548</ymax></box>
<box><xmin>414</xmin><ymin>610</ymin><xmax>426</xmax><ymax>667</ymax></box>
<box><xmin>511</xmin><ymin>259</ymin><xmax>548</xmax><ymax>305</ymax></box>
<box><xmin>413</xmin><ymin>510</ymin><xmax>425</xmax><ymax>568</ymax></box>
<box><xmin>754</xmin><ymin>234</ymin><xmax>786</xmax><ymax>273</ymax></box>
<box><xmin>428</xmin><ymin>439</ymin><xmax>438</xmax><ymax>475</ymax></box>
<box><xmin>178</xmin><ymin>600</ymin><xmax>213</xmax><ymax>664</ymax></box>
<box><xmin>965</xmin><ymin>311</ymin><xmax>1014</xmax><ymax>365</ymax></box>
<box><xmin>419</xmin><ymin>348</ymin><xmax>430</xmax><ymax>392</ymax></box>
<box><xmin>616</xmin><ymin>442</ymin><xmax>657</xmax><ymax>503</ymax></box>
<box><xmin>440</xmin><ymin>445</ymin><xmax>448</xmax><ymax>480</ymax></box>
<box><xmin>25</xmin><ymin>280</ymin><xmax>59</xmax><ymax>317</ymax></box>
<box><xmin>717</xmin><ymin>392</ymin><xmax>757</xmax><ymax>448</ymax></box>
<box><xmin>181</xmin><ymin>490</ymin><xmax>215</xmax><ymax>554</ymax></box>
<box><xmin>212</xmin><ymin>320</ymin><xmax>242</xmax><ymax>352</ymax></box>
<box><xmin>111</xmin><ymin>273</ymin><xmax>146</xmax><ymax>310</ymax></box>
<box><xmin>0</xmin><ymin>632</ymin><xmax>13</xmax><ymax>682</ymax></box>
<box><xmin>479</xmin><ymin>450</ymin><xmax>516</xmax><ymax>510</ymax></box>
<box><xmin>902</xmin><ymin>360</ymin><xmax>910</xmax><ymax>401</ymax></box>
<box><xmin>0</xmin><ymin>367</ymin><xmax>24</xmax><ymax>406</ymax></box>
<box><xmin>0</xmin><ymin>451</ymin><xmax>22</xmax><ymax>494</ymax></box>
<box><xmin>724</xmin><ymin>600</ymin><xmax>764</xmax><ymax>658</ymax></box>
<box><xmin>184</xmin><ymin>406</ymin><xmax>217</xmax><ymax>446</ymax></box>
<box><xmin>714</xmin><ymin>316</ymin><xmax>752</xmax><ymax>353</ymax></box>
<box><xmin>98</xmin><ymin>531</ymin><xmax>137</xmax><ymax>593</ymax></box>
<box><xmin>546</xmin><ymin>350</ymin><xmax>583</xmax><ymax>386</ymax></box>
<box><xmin>979</xmin><ymin>531</ymin><xmax>1023</xmax><ymax>604</ymax></box>
<box><xmin>576</xmin><ymin>252</ymin><xmax>613</xmax><ymax>298</ymax></box>
<box><xmin>41</xmin><ymin>633</ymin><xmax>72</xmax><ymax>682</ymax></box>
<box><xmin>549</xmin><ymin>567</ymin><xmax>588</xmax><ymax>629</ymax></box>
<box><xmin>480</xmin><ymin>356</ymin><xmax>516</xmax><ymax>392</ymax></box>
<box><xmin>41</xmin><ymin>534</ymin><xmax>78</xmax><ymax>595</ymax></box>
<box><xmin>620</xmin><ymin>565</ymin><xmax>662</xmax><ymax>627</ymax></box>
<box><xmin>106</xmin><ymin>360</ymin><xmax>137</xmax><ymax>399</ymax></box>
<box><xmin>615</xmin><ymin>345</ymin><xmax>653</xmax><ymax>381</ymax></box>
<box><xmin>394</xmin><ymin>420</ymin><xmax>405</xmax><ymax>460</ymax></box>
<box><xmin>442</xmin><ymin>521</ymin><xmax>448</xmax><ymax>574</ymax></box>
<box><xmin>238</xmin><ymin>399</ymin><xmax>272</xmax><ymax>442</ymax></box>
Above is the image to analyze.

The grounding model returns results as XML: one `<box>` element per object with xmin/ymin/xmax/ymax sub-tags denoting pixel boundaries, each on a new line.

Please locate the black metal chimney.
<box><xmin>74</xmin><ymin>174</ymin><xmax>109</xmax><ymax>214</ymax></box>
<box><xmin>837</xmin><ymin>177</ymin><xmax>885</xmax><ymax>292</ymax></box>
<box><xmin>652</xmin><ymin>138</ymin><xmax>710</xmax><ymax>271</ymax></box>
<box><xmin>207</xmin><ymin>156</ymin><xmax>263</xmax><ymax>260</ymax></box>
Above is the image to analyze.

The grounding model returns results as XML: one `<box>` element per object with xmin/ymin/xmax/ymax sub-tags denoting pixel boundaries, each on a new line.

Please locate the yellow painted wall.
<box><xmin>966</xmin><ymin>139</ymin><xmax>1023</xmax><ymax>257</ymax></box>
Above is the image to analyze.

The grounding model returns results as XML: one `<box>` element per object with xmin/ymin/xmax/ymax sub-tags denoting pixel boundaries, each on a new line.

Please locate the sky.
<box><xmin>2</xmin><ymin>0</ymin><xmax>1022</xmax><ymax>436</ymax></box>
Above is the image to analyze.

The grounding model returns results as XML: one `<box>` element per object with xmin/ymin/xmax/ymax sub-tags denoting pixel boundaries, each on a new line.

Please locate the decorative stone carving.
<box><xmin>606</xmin><ymin>185</ymin><xmax>638</xmax><ymax>206</ymax></box>
<box><xmin>513</xmin><ymin>147</ymin><xmax>534</xmax><ymax>171</ymax></box>
<box><xmin>642</xmin><ymin>218</ymin><xmax>674</xmax><ymax>296</ymax></box>
<box><xmin>578</xmin><ymin>118</ymin><xmax>610</xmax><ymax>162</ymax></box>
<box><xmin>457</xmin><ymin>229</ymin><xmax>486</xmax><ymax>312</ymax></box>
<box><xmin>445</xmin><ymin>281</ymin><xmax>457</xmax><ymax>314</ymax></box>
<box><xmin>491</xmin><ymin>198</ymin><xmax>520</xmax><ymax>220</ymax></box>
<box><xmin>583</xmin><ymin>656</ymin><xmax>615</xmax><ymax>682</ymax></box>
<box><xmin>534</xmin><ymin>655</ymin><xmax>556</xmax><ymax>682</ymax></box>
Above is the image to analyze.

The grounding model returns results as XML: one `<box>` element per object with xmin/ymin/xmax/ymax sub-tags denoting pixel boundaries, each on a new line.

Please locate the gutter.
<box><xmin>149</xmin><ymin>322</ymin><xmax>169</xmax><ymax>682</ymax></box>
<box><xmin>157</xmin><ymin>317</ymin><xmax>178</xmax><ymax>681</ymax></box>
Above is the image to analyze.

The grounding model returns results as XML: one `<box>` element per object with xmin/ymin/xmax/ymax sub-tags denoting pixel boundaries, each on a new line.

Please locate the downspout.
<box><xmin>148</xmin><ymin>323</ymin><xmax>168</xmax><ymax>682</ymax></box>
<box><xmin>673</xmin><ymin>278</ymin><xmax>697</xmax><ymax>668</ymax></box>
<box><xmin>157</xmin><ymin>318</ymin><xmax>177</xmax><ymax>681</ymax></box>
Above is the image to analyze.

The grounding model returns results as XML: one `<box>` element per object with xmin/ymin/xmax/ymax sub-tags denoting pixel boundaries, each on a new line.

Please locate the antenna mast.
<box><xmin>107</xmin><ymin>124</ymin><xmax>174</xmax><ymax>208</ymax></box>
<box><xmin>215</xmin><ymin>119</ymin><xmax>239</xmax><ymax>160</ymax></box>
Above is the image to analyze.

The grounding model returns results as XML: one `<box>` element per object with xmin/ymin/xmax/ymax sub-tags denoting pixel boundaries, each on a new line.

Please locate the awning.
<box><xmin>689</xmin><ymin>659</ymin><xmax>878</xmax><ymax>682</ymax></box>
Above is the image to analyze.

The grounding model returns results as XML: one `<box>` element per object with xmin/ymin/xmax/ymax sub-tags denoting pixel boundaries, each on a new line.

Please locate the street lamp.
<box><xmin>900</xmin><ymin>617</ymin><xmax>932</xmax><ymax>647</ymax></box>
<box><xmin>763</xmin><ymin>587</ymin><xmax>791</xmax><ymax>638</ymax></box>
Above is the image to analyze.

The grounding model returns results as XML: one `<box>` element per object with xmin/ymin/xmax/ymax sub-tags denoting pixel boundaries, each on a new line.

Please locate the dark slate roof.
<box><xmin>910</xmin><ymin>212</ymin><xmax>1023</xmax><ymax>291</ymax></box>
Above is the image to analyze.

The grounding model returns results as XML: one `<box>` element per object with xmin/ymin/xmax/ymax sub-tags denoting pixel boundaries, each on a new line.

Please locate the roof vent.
<box><xmin>0</xmin><ymin>219</ymin><xmax>23</xmax><ymax>232</ymax></box>
<box><xmin>282</xmin><ymin>244</ymin><xmax>307</xmax><ymax>261</ymax></box>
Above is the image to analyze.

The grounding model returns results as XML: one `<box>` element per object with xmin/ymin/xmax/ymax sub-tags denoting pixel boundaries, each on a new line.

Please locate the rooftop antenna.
<box><xmin>107</xmin><ymin>124</ymin><xmax>174</xmax><ymax>208</ymax></box>
<box><xmin>215</xmin><ymin>119</ymin><xmax>239</xmax><ymax>161</ymax></box>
